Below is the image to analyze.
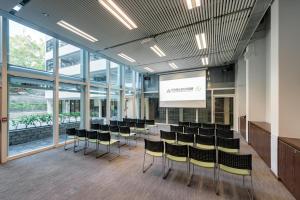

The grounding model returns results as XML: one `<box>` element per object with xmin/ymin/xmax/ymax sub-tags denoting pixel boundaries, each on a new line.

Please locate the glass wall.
<box><xmin>124</xmin><ymin>66</ymin><xmax>133</xmax><ymax>88</ymax></box>
<box><xmin>110</xmin><ymin>61</ymin><xmax>121</xmax><ymax>87</ymax></box>
<box><xmin>90</xmin><ymin>86</ymin><xmax>107</xmax><ymax>124</ymax></box>
<box><xmin>183</xmin><ymin>108</ymin><xmax>196</xmax><ymax>122</ymax></box>
<box><xmin>110</xmin><ymin>89</ymin><xmax>121</xmax><ymax>120</ymax></box>
<box><xmin>168</xmin><ymin>108</ymin><xmax>179</xmax><ymax>124</ymax></box>
<box><xmin>90</xmin><ymin>53</ymin><xmax>107</xmax><ymax>84</ymax></box>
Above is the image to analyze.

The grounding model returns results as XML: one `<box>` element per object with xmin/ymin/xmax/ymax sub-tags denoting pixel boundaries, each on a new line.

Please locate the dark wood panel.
<box><xmin>295</xmin><ymin>150</ymin><xmax>300</xmax><ymax>200</ymax></box>
<box><xmin>239</xmin><ymin>116</ymin><xmax>246</xmax><ymax>140</ymax></box>
<box><xmin>280</xmin><ymin>137</ymin><xmax>300</xmax><ymax>151</ymax></box>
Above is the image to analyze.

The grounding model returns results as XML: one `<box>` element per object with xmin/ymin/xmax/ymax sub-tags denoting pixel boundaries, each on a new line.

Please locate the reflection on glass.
<box><xmin>8</xmin><ymin>77</ymin><xmax>53</xmax><ymax>156</ymax></box>
<box><xmin>90</xmin><ymin>86</ymin><xmax>107</xmax><ymax>124</ymax></box>
<box><xmin>168</xmin><ymin>108</ymin><xmax>179</xmax><ymax>124</ymax></box>
<box><xmin>183</xmin><ymin>108</ymin><xmax>196</xmax><ymax>122</ymax></box>
<box><xmin>90</xmin><ymin>53</ymin><xmax>107</xmax><ymax>84</ymax></box>
<box><xmin>110</xmin><ymin>61</ymin><xmax>121</xmax><ymax>87</ymax></box>
<box><xmin>124</xmin><ymin>66</ymin><xmax>133</xmax><ymax>88</ymax></box>
<box><xmin>110</xmin><ymin>89</ymin><xmax>121</xmax><ymax>120</ymax></box>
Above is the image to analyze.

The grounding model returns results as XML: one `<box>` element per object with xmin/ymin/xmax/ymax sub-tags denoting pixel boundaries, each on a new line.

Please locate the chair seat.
<box><xmin>196</xmin><ymin>144</ymin><xmax>215</xmax><ymax>150</ymax></box>
<box><xmin>162</xmin><ymin>139</ymin><xmax>176</xmax><ymax>144</ymax></box>
<box><xmin>78</xmin><ymin>137</ymin><xmax>86</xmax><ymax>141</ymax></box>
<box><xmin>120</xmin><ymin>133</ymin><xmax>136</xmax><ymax>137</ymax></box>
<box><xmin>166</xmin><ymin>154</ymin><xmax>187</xmax><ymax>162</ymax></box>
<box><xmin>99</xmin><ymin>139</ymin><xmax>119</xmax><ymax>145</ymax></box>
<box><xmin>178</xmin><ymin>141</ymin><xmax>194</xmax><ymax>146</ymax></box>
<box><xmin>88</xmin><ymin>139</ymin><xmax>98</xmax><ymax>143</ymax></box>
<box><xmin>146</xmin><ymin>150</ymin><xmax>163</xmax><ymax>157</ymax></box>
<box><xmin>190</xmin><ymin>159</ymin><xmax>215</xmax><ymax>168</ymax></box>
<box><xmin>136</xmin><ymin>128</ymin><xmax>147</xmax><ymax>132</ymax></box>
<box><xmin>111</xmin><ymin>132</ymin><xmax>119</xmax><ymax>136</ymax></box>
<box><xmin>218</xmin><ymin>146</ymin><xmax>239</xmax><ymax>154</ymax></box>
<box><xmin>219</xmin><ymin>164</ymin><xmax>250</xmax><ymax>176</ymax></box>
<box><xmin>66</xmin><ymin>135</ymin><xmax>76</xmax><ymax>139</ymax></box>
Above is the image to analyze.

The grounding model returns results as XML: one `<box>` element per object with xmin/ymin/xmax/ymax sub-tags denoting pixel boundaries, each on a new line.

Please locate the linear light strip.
<box><xmin>186</xmin><ymin>0</ymin><xmax>201</xmax><ymax>10</ymax></box>
<box><xmin>57</xmin><ymin>20</ymin><xmax>98</xmax><ymax>42</ymax></box>
<box><xmin>144</xmin><ymin>67</ymin><xmax>154</xmax><ymax>72</ymax></box>
<box><xmin>169</xmin><ymin>63</ymin><xmax>178</xmax><ymax>69</ymax></box>
<box><xmin>196</xmin><ymin>33</ymin><xmax>207</xmax><ymax>49</ymax></box>
<box><xmin>118</xmin><ymin>53</ymin><xmax>136</xmax><ymax>62</ymax></box>
<box><xmin>150</xmin><ymin>45</ymin><xmax>166</xmax><ymax>57</ymax></box>
<box><xmin>202</xmin><ymin>57</ymin><xmax>209</xmax><ymax>65</ymax></box>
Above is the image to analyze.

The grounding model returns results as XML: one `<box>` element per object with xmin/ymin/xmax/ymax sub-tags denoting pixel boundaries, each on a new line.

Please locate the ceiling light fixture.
<box><xmin>12</xmin><ymin>4</ymin><xmax>23</xmax><ymax>12</ymax></box>
<box><xmin>150</xmin><ymin>45</ymin><xmax>166</xmax><ymax>57</ymax></box>
<box><xmin>118</xmin><ymin>53</ymin><xmax>136</xmax><ymax>62</ymax></box>
<box><xmin>196</xmin><ymin>33</ymin><xmax>207</xmax><ymax>49</ymax></box>
<box><xmin>202</xmin><ymin>57</ymin><xmax>209</xmax><ymax>66</ymax></box>
<box><xmin>186</xmin><ymin>0</ymin><xmax>201</xmax><ymax>10</ymax></box>
<box><xmin>57</xmin><ymin>20</ymin><xmax>98</xmax><ymax>42</ymax></box>
<box><xmin>99</xmin><ymin>0</ymin><xmax>137</xmax><ymax>30</ymax></box>
<box><xmin>169</xmin><ymin>63</ymin><xmax>179</xmax><ymax>69</ymax></box>
<box><xmin>144</xmin><ymin>67</ymin><xmax>154</xmax><ymax>73</ymax></box>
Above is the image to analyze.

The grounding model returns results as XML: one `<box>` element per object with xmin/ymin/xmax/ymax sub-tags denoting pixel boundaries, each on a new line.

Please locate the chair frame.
<box><xmin>96</xmin><ymin>131</ymin><xmax>120</xmax><ymax>161</ymax></box>
<box><xmin>64</xmin><ymin>128</ymin><xmax>77</xmax><ymax>151</ymax></box>
<box><xmin>118</xmin><ymin>126</ymin><xmax>137</xmax><ymax>149</ymax></box>
<box><xmin>143</xmin><ymin>139</ymin><xmax>164</xmax><ymax>174</ymax></box>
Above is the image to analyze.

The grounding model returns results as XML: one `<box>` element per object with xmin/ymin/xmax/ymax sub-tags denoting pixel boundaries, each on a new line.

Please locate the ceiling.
<box><xmin>0</xmin><ymin>0</ymin><xmax>271</xmax><ymax>73</ymax></box>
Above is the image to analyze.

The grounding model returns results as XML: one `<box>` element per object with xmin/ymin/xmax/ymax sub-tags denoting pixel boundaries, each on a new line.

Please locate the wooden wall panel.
<box><xmin>239</xmin><ymin>116</ymin><xmax>246</xmax><ymax>140</ymax></box>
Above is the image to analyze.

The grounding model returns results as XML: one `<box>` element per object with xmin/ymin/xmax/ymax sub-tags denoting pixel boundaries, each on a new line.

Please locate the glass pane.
<box><xmin>8</xmin><ymin>20</ymin><xmax>53</xmax><ymax>72</ymax></box>
<box><xmin>135</xmin><ymin>91</ymin><xmax>142</xmax><ymax>119</ymax></box>
<box><xmin>90</xmin><ymin>86</ymin><xmax>107</xmax><ymax>124</ymax></box>
<box><xmin>58</xmin><ymin>83</ymin><xmax>83</xmax><ymax>143</ymax></box>
<box><xmin>198</xmin><ymin>91</ymin><xmax>211</xmax><ymax>123</ymax></box>
<box><xmin>135</xmin><ymin>72</ymin><xmax>142</xmax><ymax>89</ymax></box>
<box><xmin>110</xmin><ymin>89</ymin><xmax>121</xmax><ymax>120</ymax></box>
<box><xmin>59</xmin><ymin>40</ymin><xmax>81</xmax><ymax>79</ymax></box>
<box><xmin>90</xmin><ymin>53</ymin><xmax>107</xmax><ymax>84</ymax></box>
<box><xmin>183</xmin><ymin>108</ymin><xmax>196</xmax><ymax>122</ymax></box>
<box><xmin>168</xmin><ymin>108</ymin><xmax>179</xmax><ymax>124</ymax></box>
<box><xmin>146</xmin><ymin>97</ymin><xmax>165</xmax><ymax>123</ymax></box>
<box><xmin>8</xmin><ymin>76</ymin><xmax>53</xmax><ymax>156</ymax></box>
<box><xmin>124</xmin><ymin>66</ymin><xmax>133</xmax><ymax>88</ymax></box>
<box><xmin>110</xmin><ymin>61</ymin><xmax>121</xmax><ymax>87</ymax></box>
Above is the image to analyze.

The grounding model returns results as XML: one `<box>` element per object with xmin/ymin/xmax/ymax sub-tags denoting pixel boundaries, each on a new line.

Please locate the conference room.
<box><xmin>0</xmin><ymin>0</ymin><xmax>299</xmax><ymax>200</ymax></box>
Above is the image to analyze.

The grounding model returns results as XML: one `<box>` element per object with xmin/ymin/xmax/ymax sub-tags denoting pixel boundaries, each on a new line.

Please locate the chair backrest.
<box><xmin>160</xmin><ymin>130</ymin><xmax>176</xmax><ymax>141</ymax></box>
<box><xmin>123</xmin><ymin>118</ymin><xmax>130</xmax><ymax>122</ymax></box>
<box><xmin>177</xmin><ymin>133</ymin><xmax>194</xmax><ymax>144</ymax></box>
<box><xmin>216</xmin><ymin>129</ymin><xmax>234</xmax><ymax>138</ymax></box>
<box><xmin>86</xmin><ymin>130</ymin><xmax>98</xmax><ymax>139</ymax></box>
<box><xmin>202</xmin><ymin>123</ymin><xmax>216</xmax><ymax>129</ymax></box>
<box><xmin>144</xmin><ymin>139</ymin><xmax>164</xmax><ymax>153</ymax></box>
<box><xmin>216</xmin><ymin>124</ymin><xmax>231</xmax><ymax>130</ymax></box>
<box><xmin>109</xmin><ymin>125</ymin><xmax>119</xmax><ymax>133</ymax></box>
<box><xmin>170</xmin><ymin>125</ymin><xmax>184</xmax><ymax>133</ymax></box>
<box><xmin>184</xmin><ymin>126</ymin><xmax>198</xmax><ymax>134</ymax></box>
<box><xmin>118</xmin><ymin>121</ymin><xmax>128</xmax><ymax>126</ymax></box>
<box><xmin>76</xmin><ymin>129</ymin><xmax>86</xmax><ymax>137</ymax></box>
<box><xmin>145</xmin><ymin>119</ymin><xmax>155</xmax><ymax>125</ymax></box>
<box><xmin>110</xmin><ymin>120</ymin><xmax>118</xmax><ymax>126</ymax></box>
<box><xmin>137</xmin><ymin>119</ymin><xmax>146</xmax><ymax>124</ymax></box>
<box><xmin>90</xmin><ymin>123</ymin><xmax>100</xmax><ymax>130</ymax></box>
<box><xmin>98</xmin><ymin>132</ymin><xmax>111</xmax><ymax>142</ymax></box>
<box><xmin>66</xmin><ymin>128</ymin><xmax>76</xmax><ymax>136</ymax></box>
<box><xmin>119</xmin><ymin>126</ymin><xmax>130</xmax><ymax>134</ymax></box>
<box><xmin>165</xmin><ymin>143</ymin><xmax>188</xmax><ymax>158</ymax></box>
<box><xmin>128</xmin><ymin>121</ymin><xmax>136</xmax><ymax>128</ymax></box>
<box><xmin>136</xmin><ymin>122</ymin><xmax>145</xmax><ymax>128</ymax></box>
<box><xmin>218</xmin><ymin>150</ymin><xmax>252</xmax><ymax>170</ymax></box>
<box><xmin>190</xmin><ymin>122</ymin><xmax>202</xmax><ymax>128</ymax></box>
<box><xmin>196</xmin><ymin>134</ymin><xmax>215</xmax><ymax>146</ymax></box>
<box><xmin>198</xmin><ymin>128</ymin><xmax>215</xmax><ymax>136</ymax></box>
<box><xmin>100</xmin><ymin>124</ymin><xmax>110</xmax><ymax>131</ymax></box>
<box><xmin>217</xmin><ymin>137</ymin><xmax>240</xmax><ymax>151</ymax></box>
<box><xmin>178</xmin><ymin>121</ymin><xmax>190</xmax><ymax>127</ymax></box>
<box><xmin>189</xmin><ymin>146</ymin><xmax>216</xmax><ymax>163</ymax></box>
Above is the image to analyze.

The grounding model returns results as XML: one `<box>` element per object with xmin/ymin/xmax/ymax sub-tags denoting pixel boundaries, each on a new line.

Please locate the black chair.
<box><xmin>216</xmin><ymin>151</ymin><xmax>253</xmax><ymax>199</ymax></box>
<box><xmin>177</xmin><ymin>133</ymin><xmax>194</xmax><ymax>146</ymax></box>
<box><xmin>137</xmin><ymin>119</ymin><xmax>146</xmax><ymax>124</ymax></box>
<box><xmin>109</xmin><ymin>125</ymin><xmax>120</xmax><ymax>138</ymax></box>
<box><xmin>110</xmin><ymin>120</ymin><xmax>118</xmax><ymax>126</ymax></box>
<box><xmin>216</xmin><ymin>129</ymin><xmax>234</xmax><ymax>138</ymax></box>
<box><xmin>100</xmin><ymin>124</ymin><xmax>110</xmax><ymax>132</ymax></box>
<box><xmin>170</xmin><ymin>125</ymin><xmax>184</xmax><ymax>133</ymax></box>
<box><xmin>90</xmin><ymin>123</ymin><xmax>100</xmax><ymax>130</ymax></box>
<box><xmin>123</xmin><ymin>118</ymin><xmax>130</xmax><ymax>123</ymax></box>
<box><xmin>145</xmin><ymin>119</ymin><xmax>155</xmax><ymax>125</ymax></box>
<box><xmin>160</xmin><ymin>130</ymin><xmax>176</xmax><ymax>144</ymax></box>
<box><xmin>64</xmin><ymin>128</ymin><xmax>77</xmax><ymax>150</ymax></box>
<box><xmin>118</xmin><ymin>121</ymin><xmax>128</xmax><ymax>126</ymax></box>
<box><xmin>216</xmin><ymin>124</ymin><xmax>231</xmax><ymax>130</ymax></box>
<box><xmin>97</xmin><ymin>132</ymin><xmax>120</xmax><ymax>160</ymax></box>
<box><xmin>195</xmin><ymin>134</ymin><xmax>215</xmax><ymax>150</ymax></box>
<box><xmin>188</xmin><ymin>147</ymin><xmax>217</xmax><ymax>186</ymax></box>
<box><xmin>164</xmin><ymin>143</ymin><xmax>189</xmax><ymax>181</ymax></box>
<box><xmin>179</xmin><ymin>121</ymin><xmax>190</xmax><ymax>127</ymax></box>
<box><xmin>143</xmin><ymin>139</ymin><xmax>164</xmax><ymax>174</ymax></box>
<box><xmin>184</xmin><ymin>126</ymin><xmax>198</xmax><ymax>135</ymax></box>
<box><xmin>217</xmin><ymin>137</ymin><xmax>240</xmax><ymax>154</ymax></box>
<box><xmin>199</xmin><ymin>128</ymin><xmax>215</xmax><ymax>136</ymax></box>
<box><xmin>74</xmin><ymin>129</ymin><xmax>87</xmax><ymax>152</ymax></box>
<box><xmin>84</xmin><ymin>130</ymin><xmax>98</xmax><ymax>155</ymax></box>
<box><xmin>145</xmin><ymin>119</ymin><xmax>157</xmax><ymax>134</ymax></box>
<box><xmin>202</xmin><ymin>123</ymin><xmax>215</xmax><ymax>129</ymax></box>
<box><xmin>190</xmin><ymin>122</ymin><xmax>202</xmax><ymax>128</ymax></box>
<box><xmin>119</xmin><ymin>126</ymin><xmax>137</xmax><ymax>148</ymax></box>
<box><xmin>136</xmin><ymin>123</ymin><xmax>148</xmax><ymax>138</ymax></box>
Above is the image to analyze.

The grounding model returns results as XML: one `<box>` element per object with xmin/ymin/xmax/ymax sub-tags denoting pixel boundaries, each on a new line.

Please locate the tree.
<box><xmin>9</xmin><ymin>34</ymin><xmax>45</xmax><ymax>71</ymax></box>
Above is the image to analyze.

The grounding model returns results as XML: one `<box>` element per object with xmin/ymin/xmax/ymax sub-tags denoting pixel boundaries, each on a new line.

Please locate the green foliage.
<box><xmin>91</xmin><ymin>112</ymin><xmax>98</xmax><ymax>118</ymax></box>
<box><xmin>71</xmin><ymin>112</ymin><xmax>80</xmax><ymax>121</ymax></box>
<box><xmin>37</xmin><ymin>114</ymin><xmax>52</xmax><ymax>125</ymax></box>
<box><xmin>10</xmin><ymin>102</ymin><xmax>47</xmax><ymax>112</ymax></box>
<box><xmin>19</xmin><ymin>115</ymin><xmax>37</xmax><ymax>128</ymax></box>
<box><xmin>11</xmin><ymin>120</ymin><xmax>19</xmax><ymax>130</ymax></box>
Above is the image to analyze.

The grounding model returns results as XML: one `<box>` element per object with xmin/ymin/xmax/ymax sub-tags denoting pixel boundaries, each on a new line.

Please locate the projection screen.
<box><xmin>159</xmin><ymin>70</ymin><xmax>206</xmax><ymax>108</ymax></box>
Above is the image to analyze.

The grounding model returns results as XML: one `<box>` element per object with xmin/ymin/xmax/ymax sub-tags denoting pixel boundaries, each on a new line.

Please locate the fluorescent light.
<box><xmin>144</xmin><ymin>67</ymin><xmax>154</xmax><ymax>72</ymax></box>
<box><xmin>118</xmin><ymin>53</ymin><xmax>136</xmax><ymax>62</ymax></box>
<box><xmin>99</xmin><ymin>0</ymin><xmax>137</xmax><ymax>30</ymax></box>
<box><xmin>57</xmin><ymin>20</ymin><xmax>98</xmax><ymax>42</ymax></box>
<box><xmin>196</xmin><ymin>33</ymin><xmax>207</xmax><ymax>49</ymax></box>
<box><xmin>150</xmin><ymin>45</ymin><xmax>166</xmax><ymax>57</ymax></box>
<box><xmin>12</xmin><ymin>4</ymin><xmax>23</xmax><ymax>12</ymax></box>
<box><xmin>169</xmin><ymin>63</ymin><xmax>179</xmax><ymax>69</ymax></box>
<box><xmin>186</xmin><ymin>0</ymin><xmax>201</xmax><ymax>10</ymax></box>
<box><xmin>202</xmin><ymin>57</ymin><xmax>209</xmax><ymax>65</ymax></box>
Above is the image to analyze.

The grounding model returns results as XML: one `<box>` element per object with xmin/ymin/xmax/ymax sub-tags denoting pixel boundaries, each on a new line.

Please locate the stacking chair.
<box><xmin>145</xmin><ymin>119</ymin><xmax>157</xmax><ymax>134</ymax></box>
<box><xmin>177</xmin><ymin>133</ymin><xmax>194</xmax><ymax>146</ymax></box>
<box><xmin>216</xmin><ymin>129</ymin><xmax>234</xmax><ymax>138</ymax></box>
<box><xmin>119</xmin><ymin>126</ymin><xmax>137</xmax><ymax>148</ymax></box>
<box><xmin>170</xmin><ymin>125</ymin><xmax>184</xmax><ymax>134</ymax></box>
<box><xmin>217</xmin><ymin>137</ymin><xmax>240</xmax><ymax>154</ymax></box>
<box><xmin>118</xmin><ymin>121</ymin><xmax>128</xmax><ymax>126</ymax></box>
<box><xmin>64</xmin><ymin>128</ymin><xmax>77</xmax><ymax>150</ymax></box>
<box><xmin>160</xmin><ymin>130</ymin><xmax>176</xmax><ymax>144</ymax></box>
<box><xmin>90</xmin><ymin>123</ymin><xmax>100</xmax><ymax>130</ymax></box>
<box><xmin>109</xmin><ymin>125</ymin><xmax>120</xmax><ymax>138</ymax></box>
<box><xmin>202</xmin><ymin>123</ymin><xmax>216</xmax><ymax>129</ymax></box>
<box><xmin>195</xmin><ymin>134</ymin><xmax>216</xmax><ymax>150</ymax></box>
<box><xmin>110</xmin><ymin>120</ymin><xmax>118</xmax><ymax>126</ymax></box>
<box><xmin>184</xmin><ymin>126</ymin><xmax>198</xmax><ymax>135</ymax></box>
<box><xmin>188</xmin><ymin>147</ymin><xmax>217</xmax><ymax>186</ymax></box>
<box><xmin>128</xmin><ymin>121</ymin><xmax>136</xmax><ymax>132</ymax></box>
<box><xmin>216</xmin><ymin>124</ymin><xmax>231</xmax><ymax>130</ymax></box>
<box><xmin>143</xmin><ymin>139</ymin><xmax>164</xmax><ymax>174</ymax></box>
<box><xmin>179</xmin><ymin>121</ymin><xmax>190</xmax><ymax>127</ymax></box>
<box><xmin>216</xmin><ymin>151</ymin><xmax>253</xmax><ymax>199</ymax></box>
<box><xmin>136</xmin><ymin>122</ymin><xmax>148</xmax><ymax>138</ymax></box>
<box><xmin>84</xmin><ymin>130</ymin><xmax>98</xmax><ymax>155</ymax></box>
<box><xmin>137</xmin><ymin>119</ymin><xmax>146</xmax><ymax>124</ymax></box>
<box><xmin>74</xmin><ymin>129</ymin><xmax>87</xmax><ymax>152</ymax></box>
<box><xmin>97</xmin><ymin>132</ymin><xmax>120</xmax><ymax>160</ymax></box>
<box><xmin>199</xmin><ymin>128</ymin><xmax>215</xmax><ymax>136</ymax></box>
<box><xmin>99</xmin><ymin>124</ymin><xmax>110</xmax><ymax>133</ymax></box>
<box><xmin>123</xmin><ymin>118</ymin><xmax>130</xmax><ymax>123</ymax></box>
<box><xmin>164</xmin><ymin>143</ymin><xmax>189</xmax><ymax>181</ymax></box>
<box><xmin>190</xmin><ymin>122</ymin><xmax>202</xmax><ymax>128</ymax></box>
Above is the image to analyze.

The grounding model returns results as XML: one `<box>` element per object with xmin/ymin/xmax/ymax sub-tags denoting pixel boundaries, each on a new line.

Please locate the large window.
<box><xmin>124</xmin><ymin>66</ymin><xmax>133</xmax><ymax>88</ymax></box>
<box><xmin>110</xmin><ymin>61</ymin><xmax>121</xmax><ymax>87</ymax></box>
<box><xmin>90</xmin><ymin>86</ymin><xmax>107</xmax><ymax>124</ymax></box>
<box><xmin>110</xmin><ymin>89</ymin><xmax>121</xmax><ymax>120</ymax></box>
<box><xmin>168</xmin><ymin>108</ymin><xmax>179</xmax><ymax>124</ymax></box>
<box><xmin>183</xmin><ymin>108</ymin><xmax>196</xmax><ymax>122</ymax></box>
<box><xmin>90</xmin><ymin>53</ymin><xmax>107</xmax><ymax>84</ymax></box>
<box><xmin>8</xmin><ymin>20</ymin><xmax>53</xmax><ymax>72</ymax></box>
<box><xmin>8</xmin><ymin>77</ymin><xmax>53</xmax><ymax>156</ymax></box>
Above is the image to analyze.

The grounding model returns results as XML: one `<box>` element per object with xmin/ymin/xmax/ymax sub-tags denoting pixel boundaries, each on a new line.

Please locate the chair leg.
<box><xmin>143</xmin><ymin>153</ymin><xmax>154</xmax><ymax>173</ymax></box>
<box><xmin>187</xmin><ymin>163</ymin><xmax>193</xmax><ymax>187</ymax></box>
<box><xmin>163</xmin><ymin>157</ymin><xmax>171</xmax><ymax>179</ymax></box>
<box><xmin>216</xmin><ymin>166</ymin><xmax>220</xmax><ymax>195</ymax></box>
<box><xmin>64</xmin><ymin>134</ymin><xmax>68</xmax><ymax>150</ymax></box>
<box><xmin>250</xmin><ymin>174</ymin><xmax>254</xmax><ymax>200</ymax></box>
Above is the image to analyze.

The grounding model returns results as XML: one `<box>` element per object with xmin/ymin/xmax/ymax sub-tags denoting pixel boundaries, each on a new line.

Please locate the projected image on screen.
<box><xmin>159</xmin><ymin>71</ymin><xmax>206</xmax><ymax>108</ymax></box>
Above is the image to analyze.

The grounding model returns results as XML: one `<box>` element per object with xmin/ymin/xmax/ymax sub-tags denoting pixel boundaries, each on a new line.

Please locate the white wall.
<box><xmin>235</xmin><ymin>57</ymin><xmax>246</xmax><ymax>117</ymax></box>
